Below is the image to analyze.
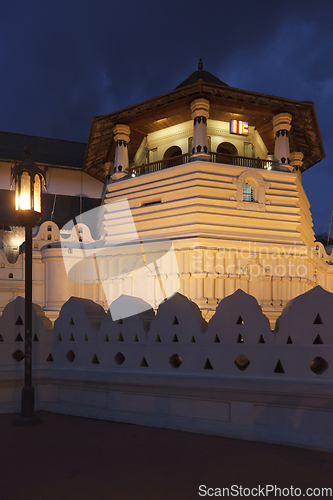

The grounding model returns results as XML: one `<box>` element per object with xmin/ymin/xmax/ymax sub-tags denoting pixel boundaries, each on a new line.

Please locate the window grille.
<box><xmin>242</xmin><ymin>183</ymin><xmax>253</xmax><ymax>202</ymax></box>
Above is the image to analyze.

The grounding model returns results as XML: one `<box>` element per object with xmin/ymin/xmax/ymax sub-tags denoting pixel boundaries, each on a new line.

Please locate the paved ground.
<box><xmin>0</xmin><ymin>411</ymin><xmax>332</xmax><ymax>500</ymax></box>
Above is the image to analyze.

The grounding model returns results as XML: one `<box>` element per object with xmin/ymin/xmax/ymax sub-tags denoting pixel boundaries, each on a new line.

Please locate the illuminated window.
<box><xmin>242</xmin><ymin>183</ymin><xmax>254</xmax><ymax>202</ymax></box>
<box><xmin>47</xmin><ymin>225</ymin><xmax>52</xmax><ymax>231</ymax></box>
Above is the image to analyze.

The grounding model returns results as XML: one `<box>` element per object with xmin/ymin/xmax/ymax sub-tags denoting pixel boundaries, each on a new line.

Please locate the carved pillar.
<box><xmin>290</xmin><ymin>152</ymin><xmax>304</xmax><ymax>172</ymax></box>
<box><xmin>272</xmin><ymin>113</ymin><xmax>292</xmax><ymax>171</ymax></box>
<box><xmin>190</xmin><ymin>98</ymin><xmax>210</xmax><ymax>162</ymax></box>
<box><xmin>111</xmin><ymin>124</ymin><xmax>131</xmax><ymax>181</ymax></box>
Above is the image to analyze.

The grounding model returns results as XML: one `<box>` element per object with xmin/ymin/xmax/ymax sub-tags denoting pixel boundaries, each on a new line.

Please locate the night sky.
<box><xmin>1</xmin><ymin>0</ymin><xmax>332</xmax><ymax>234</ymax></box>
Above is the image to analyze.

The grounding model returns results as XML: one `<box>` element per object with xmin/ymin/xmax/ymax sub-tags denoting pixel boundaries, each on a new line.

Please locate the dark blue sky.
<box><xmin>1</xmin><ymin>0</ymin><xmax>332</xmax><ymax>234</ymax></box>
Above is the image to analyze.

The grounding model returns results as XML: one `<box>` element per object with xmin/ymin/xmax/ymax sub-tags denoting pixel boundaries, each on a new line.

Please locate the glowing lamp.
<box><xmin>11</xmin><ymin>144</ymin><xmax>47</xmax><ymax>426</ymax></box>
<box><xmin>11</xmin><ymin>145</ymin><xmax>46</xmax><ymax>226</ymax></box>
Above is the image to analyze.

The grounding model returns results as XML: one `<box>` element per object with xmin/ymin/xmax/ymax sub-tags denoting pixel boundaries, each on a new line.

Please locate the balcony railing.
<box><xmin>128</xmin><ymin>152</ymin><xmax>275</xmax><ymax>177</ymax></box>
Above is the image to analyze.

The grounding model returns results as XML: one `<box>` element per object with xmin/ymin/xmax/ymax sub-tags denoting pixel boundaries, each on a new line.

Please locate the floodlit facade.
<box><xmin>0</xmin><ymin>61</ymin><xmax>332</xmax><ymax>325</ymax></box>
<box><xmin>84</xmin><ymin>60</ymin><xmax>331</xmax><ymax>324</ymax></box>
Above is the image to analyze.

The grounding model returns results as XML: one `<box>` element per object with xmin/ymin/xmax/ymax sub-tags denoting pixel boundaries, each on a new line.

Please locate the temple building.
<box><xmin>0</xmin><ymin>60</ymin><xmax>331</xmax><ymax>324</ymax></box>
<box><xmin>82</xmin><ymin>59</ymin><xmax>330</xmax><ymax>324</ymax></box>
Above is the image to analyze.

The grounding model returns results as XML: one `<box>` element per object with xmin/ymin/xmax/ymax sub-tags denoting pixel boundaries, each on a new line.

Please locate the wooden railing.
<box><xmin>129</xmin><ymin>153</ymin><xmax>191</xmax><ymax>177</ymax></box>
<box><xmin>210</xmin><ymin>152</ymin><xmax>275</xmax><ymax>170</ymax></box>
<box><xmin>128</xmin><ymin>152</ymin><xmax>275</xmax><ymax>177</ymax></box>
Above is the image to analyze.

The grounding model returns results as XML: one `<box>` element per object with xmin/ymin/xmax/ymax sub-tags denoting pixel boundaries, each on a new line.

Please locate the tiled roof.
<box><xmin>175</xmin><ymin>69</ymin><xmax>229</xmax><ymax>89</ymax></box>
<box><xmin>0</xmin><ymin>131</ymin><xmax>86</xmax><ymax>169</ymax></box>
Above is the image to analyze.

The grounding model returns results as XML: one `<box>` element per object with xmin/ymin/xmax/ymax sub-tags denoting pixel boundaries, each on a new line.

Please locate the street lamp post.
<box><xmin>11</xmin><ymin>145</ymin><xmax>46</xmax><ymax>426</ymax></box>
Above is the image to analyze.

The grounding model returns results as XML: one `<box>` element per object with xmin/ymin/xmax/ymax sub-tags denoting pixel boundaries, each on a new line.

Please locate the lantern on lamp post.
<box><xmin>11</xmin><ymin>145</ymin><xmax>46</xmax><ymax>425</ymax></box>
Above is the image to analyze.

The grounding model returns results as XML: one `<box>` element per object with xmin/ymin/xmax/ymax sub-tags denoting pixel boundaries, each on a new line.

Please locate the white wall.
<box><xmin>1</xmin><ymin>287</ymin><xmax>333</xmax><ymax>452</ymax></box>
<box><xmin>45</xmin><ymin>168</ymin><xmax>103</xmax><ymax>198</ymax></box>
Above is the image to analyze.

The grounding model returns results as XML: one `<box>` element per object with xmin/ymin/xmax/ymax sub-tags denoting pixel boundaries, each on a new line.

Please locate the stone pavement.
<box><xmin>0</xmin><ymin>411</ymin><xmax>332</xmax><ymax>500</ymax></box>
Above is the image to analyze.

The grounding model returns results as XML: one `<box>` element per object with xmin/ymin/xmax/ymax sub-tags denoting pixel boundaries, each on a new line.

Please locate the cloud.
<box><xmin>0</xmin><ymin>0</ymin><xmax>332</xmax><ymax>231</ymax></box>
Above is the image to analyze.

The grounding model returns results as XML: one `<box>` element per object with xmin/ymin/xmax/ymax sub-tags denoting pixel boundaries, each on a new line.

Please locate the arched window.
<box><xmin>163</xmin><ymin>146</ymin><xmax>182</xmax><ymax>167</ymax></box>
<box><xmin>47</xmin><ymin>225</ymin><xmax>52</xmax><ymax>232</ymax></box>
<box><xmin>232</xmin><ymin>170</ymin><xmax>270</xmax><ymax>212</ymax></box>
<box><xmin>242</xmin><ymin>183</ymin><xmax>254</xmax><ymax>202</ymax></box>
<box><xmin>216</xmin><ymin>142</ymin><xmax>238</xmax><ymax>164</ymax></box>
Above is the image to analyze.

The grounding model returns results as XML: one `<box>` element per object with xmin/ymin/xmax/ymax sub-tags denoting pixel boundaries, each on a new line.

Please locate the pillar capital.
<box><xmin>112</xmin><ymin>124</ymin><xmax>131</xmax><ymax>143</ymax></box>
<box><xmin>290</xmin><ymin>152</ymin><xmax>304</xmax><ymax>171</ymax></box>
<box><xmin>190</xmin><ymin>98</ymin><xmax>210</xmax><ymax>120</ymax></box>
<box><xmin>272</xmin><ymin>113</ymin><xmax>292</xmax><ymax>134</ymax></box>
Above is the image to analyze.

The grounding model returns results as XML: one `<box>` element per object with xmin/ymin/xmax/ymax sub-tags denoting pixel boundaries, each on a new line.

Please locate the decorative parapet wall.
<box><xmin>1</xmin><ymin>213</ymin><xmax>333</xmax><ymax>327</ymax></box>
<box><xmin>1</xmin><ymin>287</ymin><xmax>333</xmax><ymax>451</ymax></box>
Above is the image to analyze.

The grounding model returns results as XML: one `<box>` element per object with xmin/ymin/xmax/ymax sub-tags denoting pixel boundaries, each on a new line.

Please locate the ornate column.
<box><xmin>272</xmin><ymin>113</ymin><xmax>292</xmax><ymax>171</ymax></box>
<box><xmin>190</xmin><ymin>98</ymin><xmax>210</xmax><ymax>161</ymax></box>
<box><xmin>111</xmin><ymin>124</ymin><xmax>131</xmax><ymax>181</ymax></box>
<box><xmin>290</xmin><ymin>152</ymin><xmax>304</xmax><ymax>172</ymax></box>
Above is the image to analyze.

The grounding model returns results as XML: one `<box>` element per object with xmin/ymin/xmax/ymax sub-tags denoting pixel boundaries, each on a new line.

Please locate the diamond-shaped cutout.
<box><xmin>234</xmin><ymin>355</ymin><xmax>250</xmax><ymax>371</ymax></box>
<box><xmin>66</xmin><ymin>350</ymin><xmax>75</xmax><ymax>363</ymax></box>
<box><xmin>169</xmin><ymin>354</ymin><xmax>182</xmax><ymax>368</ymax></box>
<box><xmin>310</xmin><ymin>357</ymin><xmax>328</xmax><ymax>375</ymax></box>
<box><xmin>114</xmin><ymin>352</ymin><xmax>125</xmax><ymax>365</ymax></box>
<box><xmin>12</xmin><ymin>350</ymin><xmax>24</xmax><ymax>362</ymax></box>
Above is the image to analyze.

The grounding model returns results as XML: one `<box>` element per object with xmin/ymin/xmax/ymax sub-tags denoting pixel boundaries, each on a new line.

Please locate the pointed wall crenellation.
<box><xmin>0</xmin><ymin>287</ymin><xmax>333</xmax><ymax>376</ymax></box>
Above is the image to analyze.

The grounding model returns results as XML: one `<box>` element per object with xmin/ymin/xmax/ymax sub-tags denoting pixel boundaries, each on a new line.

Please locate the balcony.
<box><xmin>128</xmin><ymin>152</ymin><xmax>276</xmax><ymax>177</ymax></box>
